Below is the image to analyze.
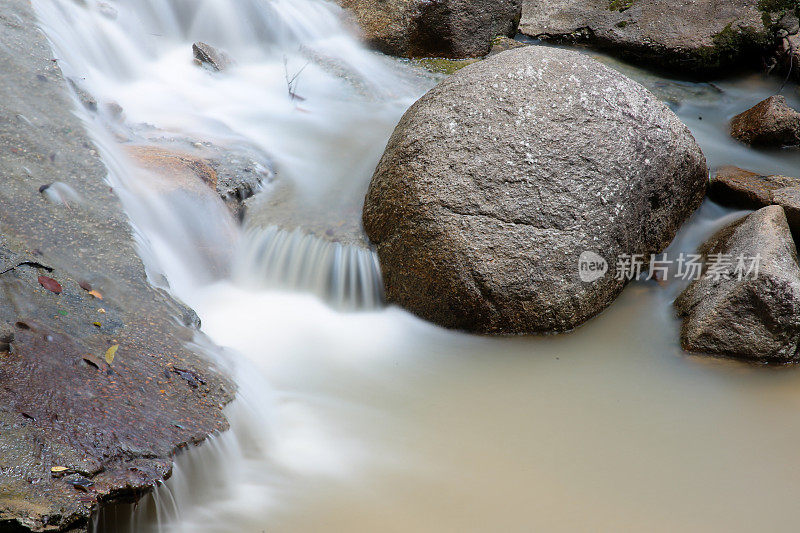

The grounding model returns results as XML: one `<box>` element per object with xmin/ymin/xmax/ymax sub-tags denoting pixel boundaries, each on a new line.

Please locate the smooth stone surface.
<box><xmin>675</xmin><ymin>205</ymin><xmax>800</xmax><ymax>362</ymax></box>
<box><xmin>363</xmin><ymin>46</ymin><xmax>707</xmax><ymax>334</ymax></box>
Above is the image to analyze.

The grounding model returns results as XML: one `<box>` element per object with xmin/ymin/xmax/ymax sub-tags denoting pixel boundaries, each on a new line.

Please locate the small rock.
<box><xmin>192</xmin><ymin>42</ymin><xmax>232</xmax><ymax>72</ymax></box>
<box><xmin>729</xmin><ymin>95</ymin><xmax>800</xmax><ymax>147</ymax></box>
<box><xmin>675</xmin><ymin>205</ymin><xmax>800</xmax><ymax>362</ymax></box>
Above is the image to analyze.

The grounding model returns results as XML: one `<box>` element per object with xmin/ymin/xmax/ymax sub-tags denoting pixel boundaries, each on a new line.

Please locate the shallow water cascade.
<box><xmin>30</xmin><ymin>0</ymin><xmax>800</xmax><ymax>531</ymax></box>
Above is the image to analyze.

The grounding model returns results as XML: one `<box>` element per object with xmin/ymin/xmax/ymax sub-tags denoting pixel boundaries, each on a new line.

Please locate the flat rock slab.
<box><xmin>518</xmin><ymin>0</ymin><xmax>799</xmax><ymax>74</ymax></box>
<box><xmin>675</xmin><ymin>206</ymin><xmax>800</xmax><ymax>362</ymax></box>
<box><xmin>363</xmin><ymin>46</ymin><xmax>707</xmax><ymax>334</ymax></box>
<box><xmin>729</xmin><ymin>95</ymin><xmax>800</xmax><ymax>147</ymax></box>
<box><xmin>0</xmin><ymin>2</ymin><xmax>233</xmax><ymax>531</ymax></box>
<box><xmin>708</xmin><ymin>166</ymin><xmax>800</xmax><ymax>235</ymax></box>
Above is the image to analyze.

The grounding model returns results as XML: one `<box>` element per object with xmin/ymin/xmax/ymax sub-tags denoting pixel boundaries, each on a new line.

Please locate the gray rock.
<box><xmin>337</xmin><ymin>0</ymin><xmax>522</xmax><ymax>58</ymax></box>
<box><xmin>363</xmin><ymin>46</ymin><xmax>707</xmax><ymax>334</ymax></box>
<box><xmin>707</xmin><ymin>166</ymin><xmax>800</xmax><ymax>235</ymax></box>
<box><xmin>675</xmin><ymin>206</ymin><xmax>800</xmax><ymax>362</ymax></box>
<box><xmin>0</xmin><ymin>2</ymin><xmax>233</xmax><ymax>531</ymax></box>
<box><xmin>518</xmin><ymin>0</ymin><xmax>799</xmax><ymax>74</ymax></box>
<box><xmin>729</xmin><ymin>95</ymin><xmax>800</xmax><ymax>147</ymax></box>
<box><xmin>192</xmin><ymin>41</ymin><xmax>232</xmax><ymax>71</ymax></box>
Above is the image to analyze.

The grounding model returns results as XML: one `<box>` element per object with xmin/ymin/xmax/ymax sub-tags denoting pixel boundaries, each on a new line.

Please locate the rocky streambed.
<box><xmin>3</xmin><ymin>0</ymin><xmax>800</xmax><ymax>531</ymax></box>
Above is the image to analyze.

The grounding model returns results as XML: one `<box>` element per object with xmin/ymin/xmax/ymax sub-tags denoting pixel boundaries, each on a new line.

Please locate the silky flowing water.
<box><xmin>31</xmin><ymin>0</ymin><xmax>800</xmax><ymax>531</ymax></box>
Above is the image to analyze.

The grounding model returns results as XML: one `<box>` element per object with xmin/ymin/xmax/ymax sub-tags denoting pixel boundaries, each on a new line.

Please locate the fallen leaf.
<box><xmin>104</xmin><ymin>344</ymin><xmax>118</xmax><ymax>365</ymax></box>
<box><xmin>92</xmin><ymin>321</ymin><xmax>101</xmax><ymax>327</ymax></box>
<box><xmin>51</xmin><ymin>466</ymin><xmax>68</xmax><ymax>473</ymax></box>
<box><xmin>38</xmin><ymin>275</ymin><xmax>62</xmax><ymax>294</ymax></box>
<box><xmin>88</xmin><ymin>290</ymin><xmax>102</xmax><ymax>299</ymax></box>
<box><xmin>78</xmin><ymin>280</ymin><xmax>92</xmax><ymax>291</ymax></box>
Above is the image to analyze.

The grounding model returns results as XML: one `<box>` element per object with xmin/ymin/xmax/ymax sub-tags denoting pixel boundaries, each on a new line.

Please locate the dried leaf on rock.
<box><xmin>105</xmin><ymin>344</ymin><xmax>118</xmax><ymax>365</ymax></box>
<box><xmin>38</xmin><ymin>275</ymin><xmax>62</xmax><ymax>294</ymax></box>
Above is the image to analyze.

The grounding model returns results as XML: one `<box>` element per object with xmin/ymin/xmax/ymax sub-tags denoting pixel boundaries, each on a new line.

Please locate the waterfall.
<box><xmin>34</xmin><ymin>0</ymin><xmax>433</xmax><ymax>303</ymax></box>
<box><xmin>32</xmin><ymin>0</ymin><xmax>433</xmax><ymax>530</ymax></box>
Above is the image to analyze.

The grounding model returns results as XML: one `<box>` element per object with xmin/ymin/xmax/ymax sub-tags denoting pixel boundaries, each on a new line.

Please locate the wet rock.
<box><xmin>729</xmin><ymin>95</ymin><xmax>800</xmax><ymax>147</ymax></box>
<box><xmin>0</xmin><ymin>1</ymin><xmax>233</xmax><ymax>531</ymax></box>
<box><xmin>487</xmin><ymin>35</ymin><xmax>527</xmax><ymax>56</ymax></box>
<box><xmin>518</xmin><ymin>0</ymin><xmax>799</xmax><ymax>74</ymax></box>
<box><xmin>363</xmin><ymin>46</ymin><xmax>707</xmax><ymax>334</ymax></box>
<box><xmin>708</xmin><ymin>166</ymin><xmax>799</xmax><ymax>208</ymax></box>
<box><xmin>125</xmin><ymin>144</ymin><xmax>272</xmax><ymax>218</ymax></box>
<box><xmin>675</xmin><ymin>206</ymin><xmax>800</xmax><ymax>362</ymax></box>
<box><xmin>414</xmin><ymin>37</ymin><xmax>526</xmax><ymax>75</ymax></box>
<box><xmin>772</xmin><ymin>186</ymin><xmax>800</xmax><ymax>233</ymax></box>
<box><xmin>337</xmin><ymin>0</ymin><xmax>522</xmax><ymax>58</ymax></box>
<box><xmin>66</xmin><ymin>78</ymin><xmax>97</xmax><ymax>112</ymax></box>
<box><xmin>708</xmin><ymin>166</ymin><xmax>800</xmax><ymax>237</ymax></box>
<box><xmin>192</xmin><ymin>42</ymin><xmax>232</xmax><ymax>72</ymax></box>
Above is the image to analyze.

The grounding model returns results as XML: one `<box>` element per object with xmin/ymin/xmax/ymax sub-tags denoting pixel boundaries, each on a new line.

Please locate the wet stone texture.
<box><xmin>0</xmin><ymin>1</ymin><xmax>233</xmax><ymax>531</ymax></box>
<box><xmin>518</xmin><ymin>0</ymin><xmax>799</xmax><ymax>75</ymax></box>
<box><xmin>729</xmin><ymin>95</ymin><xmax>800</xmax><ymax>147</ymax></box>
<box><xmin>675</xmin><ymin>206</ymin><xmax>800</xmax><ymax>362</ymax></box>
<box><xmin>363</xmin><ymin>46</ymin><xmax>707</xmax><ymax>334</ymax></box>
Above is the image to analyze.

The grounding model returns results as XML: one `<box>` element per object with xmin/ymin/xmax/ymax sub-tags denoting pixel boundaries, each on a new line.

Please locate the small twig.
<box><xmin>283</xmin><ymin>56</ymin><xmax>309</xmax><ymax>102</ymax></box>
<box><xmin>777</xmin><ymin>37</ymin><xmax>796</xmax><ymax>95</ymax></box>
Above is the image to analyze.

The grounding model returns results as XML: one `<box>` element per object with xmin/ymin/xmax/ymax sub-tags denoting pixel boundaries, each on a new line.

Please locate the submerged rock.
<box><xmin>363</xmin><ymin>46</ymin><xmax>707</xmax><ymax>334</ymax></box>
<box><xmin>518</xmin><ymin>0</ymin><xmax>799</xmax><ymax>74</ymax></box>
<box><xmin>125</xmin><ymin>143</ymin><xmax>272</xmax><ymax>219</ymax></box>
<box><xmin>729</xmin><ymin>95</ymin><xmax>800</xmax><ymax>147</ymax></box>
<box><xmin>675</xmin><ymin>206</ymin><xmax>800</xmax><ymax>362</ymax></box>
<box><xmin>192</xmin><ymin>41</ymin><xmax>232</xmax><ymax>71</ymax></box>
<box><xmin>336</xmin><ymin>0</ymin><xmax>522</xmax><ymax>58</ymax></box>
<box><xmin>0</xmin><ymin>1</ymin><xmax>233</xmax><ymax>530</ymax></box>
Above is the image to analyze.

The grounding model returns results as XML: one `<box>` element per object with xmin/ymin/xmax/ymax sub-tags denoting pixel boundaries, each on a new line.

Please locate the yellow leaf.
<box><xmin>88</xmin><ymin>290</ymin><xmax>103</xmax><ymax>300</ymax></box>
<box><xmin>51</xmin><ymin>466</ymin><xmax>68</xmax><ymax>473</ymax></box>
<box><xmin>105</xmin><ymin>344</ymin><xmax>118</xmax><ymax>365</ymax></box>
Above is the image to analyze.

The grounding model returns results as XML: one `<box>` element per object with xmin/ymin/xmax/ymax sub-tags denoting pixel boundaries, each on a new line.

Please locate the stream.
<box><xmin>31</xmin><ymin>0</ymin><xmax>800</xmax><ymax>531</ymax></box>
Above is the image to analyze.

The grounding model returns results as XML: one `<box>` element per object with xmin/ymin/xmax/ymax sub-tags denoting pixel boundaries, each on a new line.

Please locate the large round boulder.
<box><xmin>363</xmin><ymin>46</ymin><xmax>707</xmax><ymax>334</ymax></box>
